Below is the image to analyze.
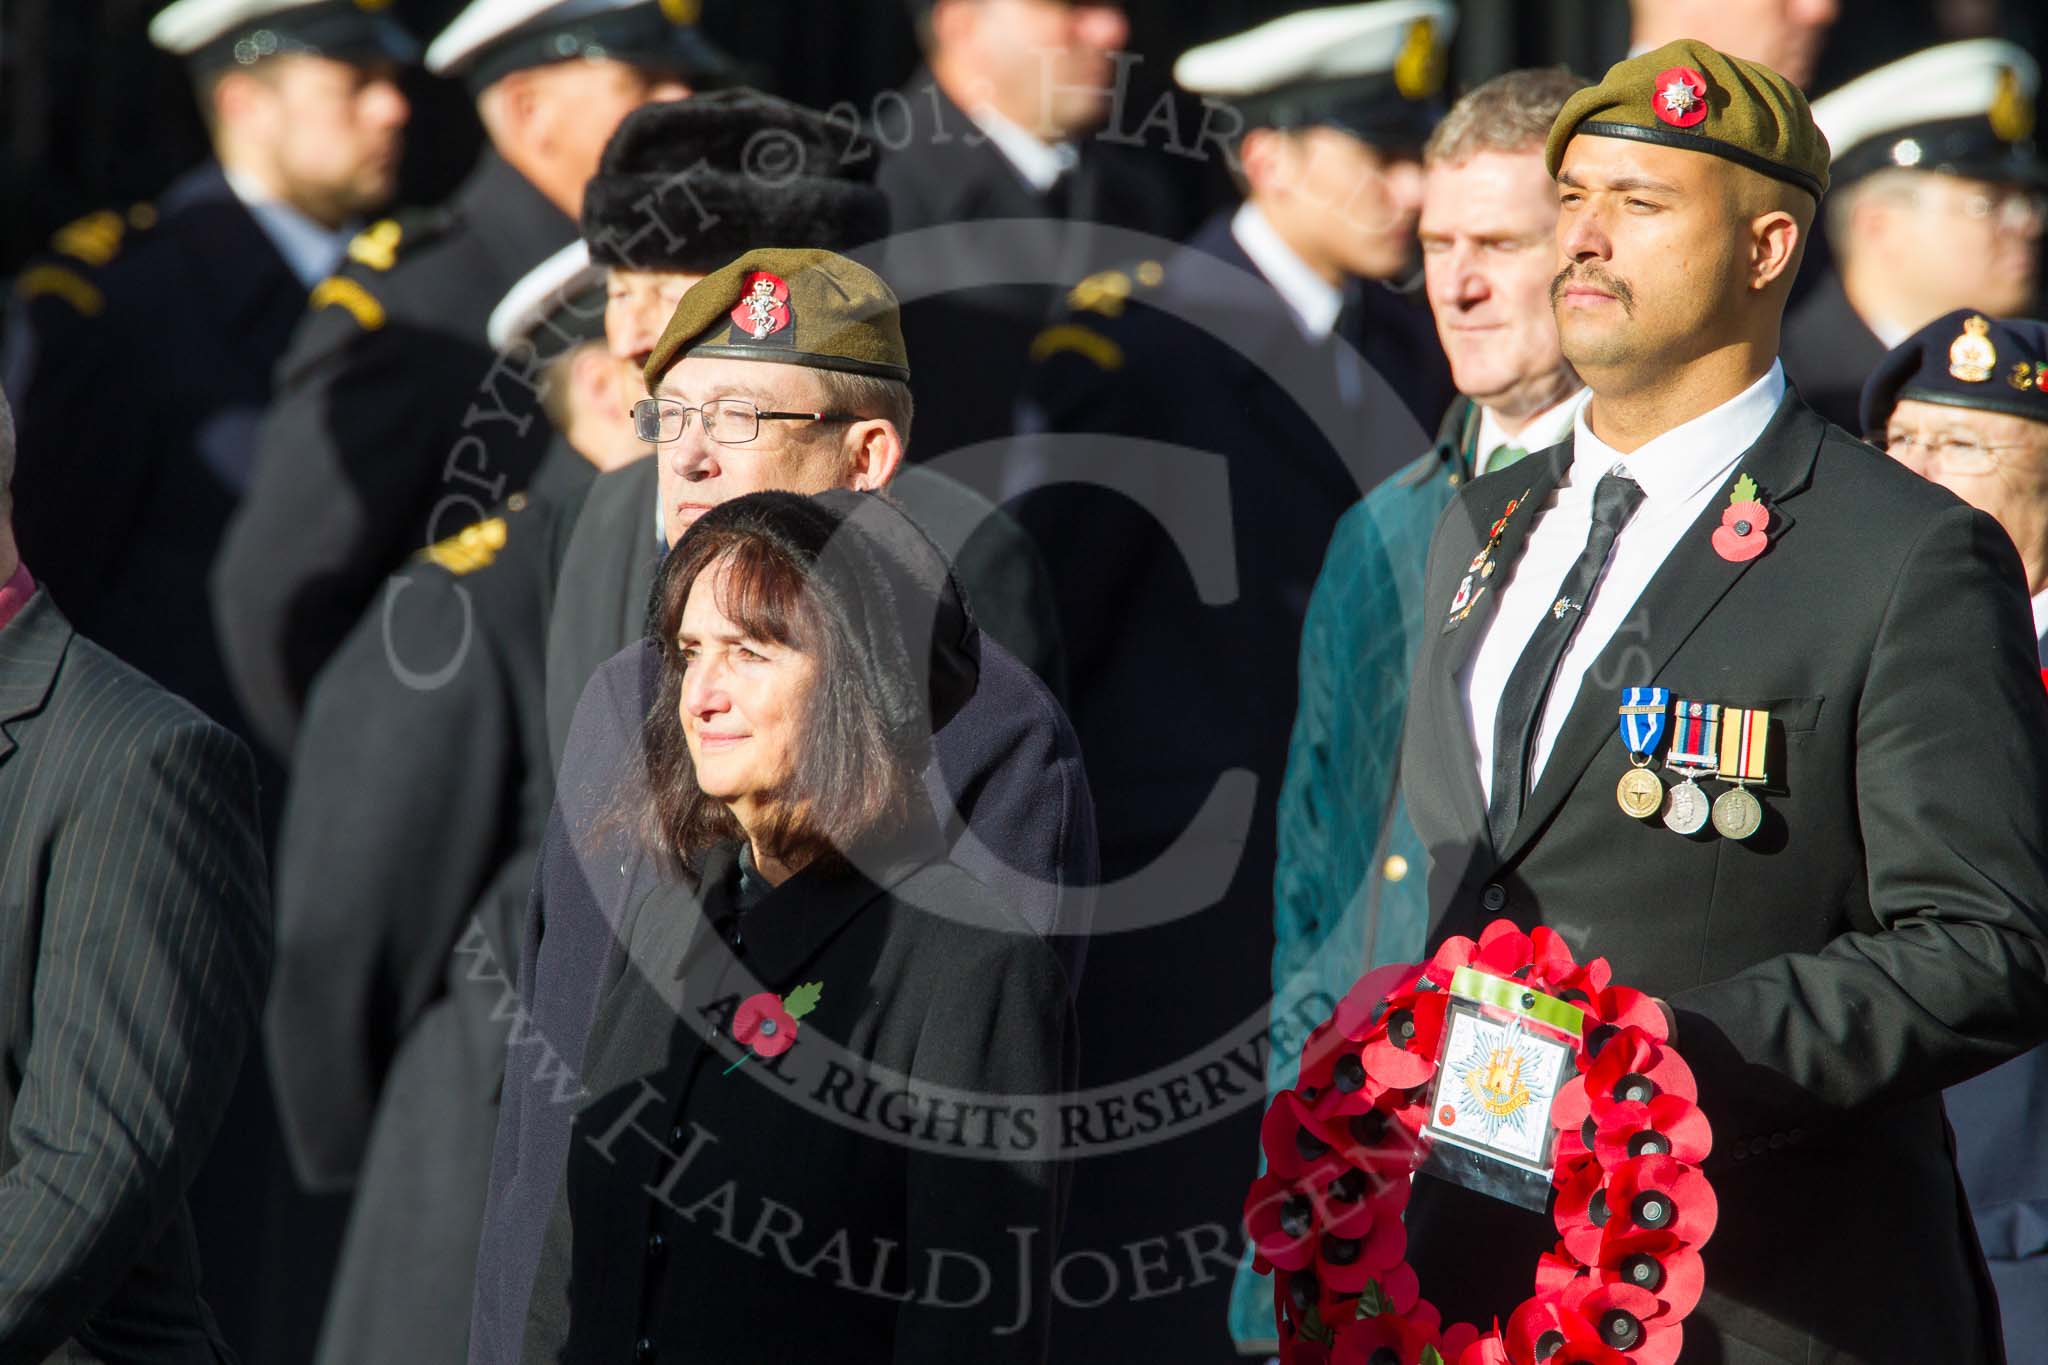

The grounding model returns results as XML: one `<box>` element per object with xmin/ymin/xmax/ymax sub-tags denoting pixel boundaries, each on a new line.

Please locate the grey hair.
<box><xmin>814</xmin><ymin>369</ymin><xmax>915</xmax><ymax>452</ymax></box>
<box><xmin>1424</xmin><ymin>67</ymin><xmax>1591</xmax><ymax>168</ymax></box>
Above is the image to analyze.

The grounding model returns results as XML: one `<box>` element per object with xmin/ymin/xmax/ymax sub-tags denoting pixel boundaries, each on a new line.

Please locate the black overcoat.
<box><xmin>1397</xmin><ymin>390</ymin><xmax>2048</xmax><ymax>1362</ymax></box>
<box><xmin>516</xmin><ymin>835</ymin><xmax>1075</xmax><ymax>1363</ymax></box>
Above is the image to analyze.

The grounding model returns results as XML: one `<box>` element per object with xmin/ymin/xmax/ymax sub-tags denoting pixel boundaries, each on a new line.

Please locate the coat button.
<box><xmin>1481</xmin><ymin>883</ymin><xmax>1507</xmax><ymax>912</ymax></box>
<box><xmin>1383</xmin><ymin>854</ymin><xmax>1409</xmax><ymax>883</ymax></box>
<box><xmin>1769</xmin><ymin>1132</ymin><xmax>1787</xmax><ymax>1150</ymax></box>
<box><xmin>646</xmin><ymin>1231</ymin><xmax>666</xmax><ymax>1257</ymax></box>
<box><xmin>669</xmin><ymin>1124</ymin><xmax>687</xmax><ymax>1146</ymax></box>
<box><xmin>635</xmin><ymin>1338</ymin><xmax>656</xmax><ymax>1362</ymax></box>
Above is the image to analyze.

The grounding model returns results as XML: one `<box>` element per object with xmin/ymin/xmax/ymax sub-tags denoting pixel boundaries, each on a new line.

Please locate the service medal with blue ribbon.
<box><xmin>1615</xmin><ymin>687</ymin><xmax>1671</xmax><ymax>818</ymax></box>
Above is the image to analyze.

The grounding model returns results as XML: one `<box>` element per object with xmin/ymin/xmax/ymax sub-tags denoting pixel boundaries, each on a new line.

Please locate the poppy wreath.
<box><xmin>1243</xmin><ymin>919</ymin><xmax>1718</xmax><ymax>1365</ymax></box>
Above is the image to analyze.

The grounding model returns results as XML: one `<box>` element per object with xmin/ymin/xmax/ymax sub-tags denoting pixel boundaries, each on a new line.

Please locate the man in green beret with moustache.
<box><xmin>1389</xmin><ymin>40</ymin><xmax>2048</xmax><ymax>1361</ymax></box>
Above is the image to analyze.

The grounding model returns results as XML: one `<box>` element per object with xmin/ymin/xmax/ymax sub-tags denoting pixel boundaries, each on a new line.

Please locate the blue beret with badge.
<box><xmin>1859</xmin><ymin>308</ymin><xmax>2048</xmax><ymax>436</ymax></box>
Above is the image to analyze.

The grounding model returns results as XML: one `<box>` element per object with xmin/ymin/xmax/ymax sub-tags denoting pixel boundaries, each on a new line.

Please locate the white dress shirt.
<box><xmin>967</xmin><ymin>105</ymin><xmax>1079</xmax><ymax>196</ymax></box>
<box><xmin>2032</xmin><ymin>585</ymin><xmax>2048</xmax><ymax>665</ymax></box>
<box><xmin>1230</xmin><ymin>202</ymin><xmax>1342</xmax><ymax>342</ymax></box>
<box><xmin>1461</xmin><ymin>362</ymin><xmax>1788</xmax><ymax>800</ymax></box>
<box><xmin>1475</xmin><ymin>388</ymin><xmax>1591</xmax><ymax>477</ymax></box>
<box><xmin>223</xmin><ymin>166</ymin><xmax>354</xmax><ymax>287</ymax></box>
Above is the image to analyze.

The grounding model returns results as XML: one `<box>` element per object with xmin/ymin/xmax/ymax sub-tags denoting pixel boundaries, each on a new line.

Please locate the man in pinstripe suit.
<box><xmin>0</xmin><ymin>381</ymin><xmax>270</xmax><ymax>1363</ymax></box>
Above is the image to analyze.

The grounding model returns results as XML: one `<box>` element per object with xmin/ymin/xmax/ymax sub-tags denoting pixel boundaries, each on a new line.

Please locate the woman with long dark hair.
<box><xmin>519</xmin><ymin>489</ymin><xmax>1073</xmax><ymax>1365</ymax></box>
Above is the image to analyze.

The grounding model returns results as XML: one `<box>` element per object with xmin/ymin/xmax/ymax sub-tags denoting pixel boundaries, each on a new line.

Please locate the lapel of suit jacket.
<box><xmin>1416</xmin><ymin>446</ymin><xmax>1573</xmax><ymax>851</ymax></box>
<box><xmin>0</xmin><ymin>590</ymin><xmax>70</xmax><ymax>769</ymax></box>
<box><xmin>1498</xmin><ymin>394</ymin><xmax>1824</xmax><ymax>864</ymax></box>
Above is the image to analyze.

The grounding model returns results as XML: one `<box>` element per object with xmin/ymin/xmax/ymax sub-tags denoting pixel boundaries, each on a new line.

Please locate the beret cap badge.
<box><xmin>1654</xmin><ymin>66</ymin><xmax>1709</xmax><ymax>128</ymax></box>
<box><xmin>1949</xmin><ymin>315</ymin><xmax>1998</xmax><ymax>383</ymax></box>
<box><xmin>731</xmin><ymin>272</ymin><xmax>793</xmax><ymax>341</ymax></box>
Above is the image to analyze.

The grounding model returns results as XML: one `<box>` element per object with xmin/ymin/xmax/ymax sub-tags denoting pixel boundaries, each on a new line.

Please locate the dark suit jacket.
<box><xmin>1780</xmin><ymin>266</ymin><xmax>1888</xmax><ymax>435</ymax></box>
<box><xmin>0</xmin><ymin>589</ymin><xmax>269</xmax><ymax>1363</ymax></box>
<box><xmin>265</xmin><ymin>447</ymin><xmax>592</xmax><ymax>1365</ymax></box>
<box><xmin>214</xmin><ymin>151</ymin><xmax>574</xmax><ymax>759</ymax></box>
<box><xmin>2</xmin><ymin>163</ymin><xmax>301</xmax><ymax>741</ymax></box>
<box><xmin>516</xmin><ymin>834</ymin><xmax>1075</xmax><ymax>1363</ymax></box>
<box><xmin>1398</xmin><ymin>391</ymin><xmax>2048</xmax><ymax>1362</ymax></box>
<box><xmin>472</xmin><ymin>622</ymin><xmax>1097</xmax><ymax>1364</ymax></box>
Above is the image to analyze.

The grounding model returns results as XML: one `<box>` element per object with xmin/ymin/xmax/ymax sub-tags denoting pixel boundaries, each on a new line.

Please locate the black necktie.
<box><xmin>1486</xmin><ymin>472</ymin><xmax>1646</xmax><ymax>849</ymax></box>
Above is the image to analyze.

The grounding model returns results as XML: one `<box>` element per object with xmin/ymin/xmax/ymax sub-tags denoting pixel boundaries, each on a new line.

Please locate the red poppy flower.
<box><xmin>1652</xmin><ymin>66</ymin><xmax>1710</xmax><ymax>129</ymax></box>
<box><xmin>1609</xmin><ymin>1153</ymin><xmax>1718</xmax><ymax>1246</ymax></box>
<box><xmin>733</xmin><ymin>991</ymin><xmax>798</xmax><ymax>1058</ymax></box>
<box><xmin>1245</xmin><ymin>1171</ymin><xmax>1323</xmax><ymax>1272</ymax></box>
<box><xmin>1527</xmin><ymin>925</ymin><xmax>1582</xmax><ymax>990</ymax></box>
<box><xmin>1506</xmin><ymin>1299</ymin><xmax>1628</xmax><ymax>1365</ymax></box>
<box><xmin>1596</xmin><ymin>1227</ymin><xmax>1707</xmax><ymax>1320</ymax></box>
<box><xmin>1553</xmin><ymin>1153</ymin><xmax>1612</xmax><ymax>1264</ymax></box>
<box><xmin>1316</xmin><ymin>1181</ymin><xmax>1410</xmax><ymax>1291</ymax></box>
<box><xmin>1711</xmin><ymin>499</ymin><xmax>1770</xmax><ymax>562</ymax></box>
<box><xmin>1362</xmin><ymin>989</ymin><xmax>1449</xmax><ymax>1089</ymax></box>
<box><xmin>1591</xmin><ymin>1094</ymin><xmax>1712</xmax><ymax>1169</ymax></box>
<box><xmin>1561</xmin><ymin>1281</ymin><xmax>1685</xmax><ymax>1365</ymax></box>
<box><xmin>1331</xmin><ymin>1309</ymin><xmax>1439</xmax><ymax>1365</ymax></box>
<box><xmin>1554</xmin><ymin>1028</ymin><xmax>1696</xmax><ymax>1131</ymax></box>
<box><xmin>1451</xmin><ymin>1331</ymin><xmax>1511</xmax><ymax>1365</ymax></box>
<box><xmin>1261</xmin><ymin>1091</ymin><xmax>1351</xmax><ymax>1183</ymax></box>
<box><xmin>1536</xmin><ymin>1240</ymin><xmax>1589</xmax><ymax>1300</ymax></box>
<box><xmin>1589</xmin><ymin>985</ymin><xmax>1669</xmax><ymax>1040</ymax></box>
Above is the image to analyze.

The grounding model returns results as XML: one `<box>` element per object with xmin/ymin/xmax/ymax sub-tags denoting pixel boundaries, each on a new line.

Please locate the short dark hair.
<box><xmin>641</xmin><ymin>523</ymin><xmax>922</xmax><ymax>871</ymax></box>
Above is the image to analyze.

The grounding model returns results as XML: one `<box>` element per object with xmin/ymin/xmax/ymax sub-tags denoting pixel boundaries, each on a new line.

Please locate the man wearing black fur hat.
<box><xmin>213</xmin><ymin>0</ymin><xmax>727</xmax><ymax>761</ymax></box>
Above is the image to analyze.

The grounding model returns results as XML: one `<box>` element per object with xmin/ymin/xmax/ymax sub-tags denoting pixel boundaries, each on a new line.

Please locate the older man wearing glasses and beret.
<box><xmin>1863</xmin><ymin>310</ymin><xmax>2048</xmax><ymax>1359</ymax></box>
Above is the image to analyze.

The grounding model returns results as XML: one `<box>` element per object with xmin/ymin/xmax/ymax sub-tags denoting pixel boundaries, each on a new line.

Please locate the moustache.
<box><xmin>1551</xmin><ymin>265</ymin><xmax>1635</xmax><ymax>314</ymax></box>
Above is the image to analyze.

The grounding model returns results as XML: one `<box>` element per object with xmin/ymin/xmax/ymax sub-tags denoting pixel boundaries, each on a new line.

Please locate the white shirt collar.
<box><xmin>1230</xmin><ymin>202</ymin><xmax>1343</xmax><ymax>341</ymax></box>
<box><xmin>2031</xmin><ymin>584</ymin><xmax>2048</xmax><ymax>649</ymax></box>
<box><xmin>223</xmin><ymin>166</ymin><xmax>354</xmax><ymax>287</ymax></box>
<box><xmin>966</xmin><ymin>105</ymin><xmax>1079</xmax><ymax>196</ymax></box>
<box><xmin>1573</xmin><ymin>361</ymin><xmax>1787</xmax><ymax>506</ymax></box>
<box><xmin>1476</xmin><ymin>387</ymin><xmax>1590</xmax><ymax>475</ymax></box>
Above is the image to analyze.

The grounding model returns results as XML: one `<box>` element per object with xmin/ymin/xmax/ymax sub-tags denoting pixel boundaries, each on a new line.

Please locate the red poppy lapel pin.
<box><xmin>1710</xmin><ymin>474</ymin><xmax>1769</xmax><ymax>563</ymax></box>
<box><xmin>724</xmin><ymin>981</ymin><xmax>823</xmax><ymax>1075</ymax></box>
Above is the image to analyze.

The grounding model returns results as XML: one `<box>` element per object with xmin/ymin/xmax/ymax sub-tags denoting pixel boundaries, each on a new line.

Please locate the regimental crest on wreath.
<box><xmin>1653</xmin><ymin>65</ymin><xmax>1709</xmax><ymax>128</ymax></box>
<box><xmin>729</xmin><ymin>271</ymin><xmax>793</xmax><ymax>345</ymax></box>
<box><xmin>1950</xmin><ymin>314</ymin><xmax>1998</xmax><ymax>382</ymax></box>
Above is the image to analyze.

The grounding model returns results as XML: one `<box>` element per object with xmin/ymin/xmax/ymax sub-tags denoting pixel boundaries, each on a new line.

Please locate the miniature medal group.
<box><xmin>1615</xmin><ymin>687</ymin><xmax>1770</xmax><ymax>839</ymax></box>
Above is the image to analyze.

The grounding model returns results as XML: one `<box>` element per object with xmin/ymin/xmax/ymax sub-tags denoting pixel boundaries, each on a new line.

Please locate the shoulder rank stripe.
<box><xmin>421</xmin><ymin>517</ymin><xmax>508</xmax><ymax>576</ymax></box>
<box><xmin>1029</xmin><ymin>323</ymin><xmax>1123</xmax><ymax>371</ymax></box>
<box><xmin>52</xmin><ymin>210</ymin><xmax>125</xmax><ymax>267</ymax></box>
<box><xmin>310</xmin><ymin>276</ymin><xmax>386</xmax><ymax>331</ymax></box>
<box><xmin>347</xmin><ymin>219</ymin><xmax>404</xmax><ymax>272</ymax></box>
<box><xmin>14</xmin><ymin>264</ymin><xmax>105</xmax><ymax>316</ymax></box>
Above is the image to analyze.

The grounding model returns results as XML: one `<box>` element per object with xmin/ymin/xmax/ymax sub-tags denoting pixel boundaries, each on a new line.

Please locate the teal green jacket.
<box><xmin>1227</xmin><ymin>398</ymin><xmax>1478</xmax><ymax>1350</ymax></box>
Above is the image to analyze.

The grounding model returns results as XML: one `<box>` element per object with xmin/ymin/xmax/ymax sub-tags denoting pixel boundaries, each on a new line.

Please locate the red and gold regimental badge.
<box><xmin>730</xmin><ymin>271</ymin><xmax>792</xmax><ymax>340</ymax></box>
<box><xmin>1652</xmin><ymin>67</ymin><xmax>1708</xmax><ymax>129</ymax></box>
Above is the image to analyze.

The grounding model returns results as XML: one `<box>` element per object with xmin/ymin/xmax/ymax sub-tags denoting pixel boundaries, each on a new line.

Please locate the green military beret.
<box><xmin>1547</xmin><ymin>39</ymin><xmax>1830</xmax><ymax>199</ymax></box>
<box><xmin>645</xmin><ymin>247</ymin><xmax>910</xmax><ymax>391</ymax></box>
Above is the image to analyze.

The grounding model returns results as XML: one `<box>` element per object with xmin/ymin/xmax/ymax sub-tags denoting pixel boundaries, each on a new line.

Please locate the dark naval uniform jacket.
<box><xmin>213</xmin><ymin>150</ymin><xmax>574</xmax><ymax>758</ymax></box>
<box><xmin>0</xmin><ymin>587</ymin><xmax>270</xmax><ymax>1363</ymax></box>
<box><xmin>872</xmin><ymin>70</ymin><xmax>1194</xmax><ymax>464</ymax></box>
<box><xmin>1780</xmin><ymin>265</ymin><xmax>1889</xmax><ymax>434</ymax></box>
<box><xmin>2</xmin><ymin>163</ymin><xmax>305</xmax><ymax>740</ymax></box>
<box><xmin>264</xmin><ymin>444</ymin><xmax>593</xmax><ymax>1365</ymax></box>
<box><xmin>515</xmin><ymin>832</ymin><xmax>1075</xmax><ymax>1364</ymax></box>
<box><xmin>1397</xmin><ymin>391</ymin><xmax>2048</xmax><ymax>1362</ymax></box>
<box><xmin>1008</xmin><ymin>209</ymin><xmax>1434</xmax><ymax>1363</ymax></box>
